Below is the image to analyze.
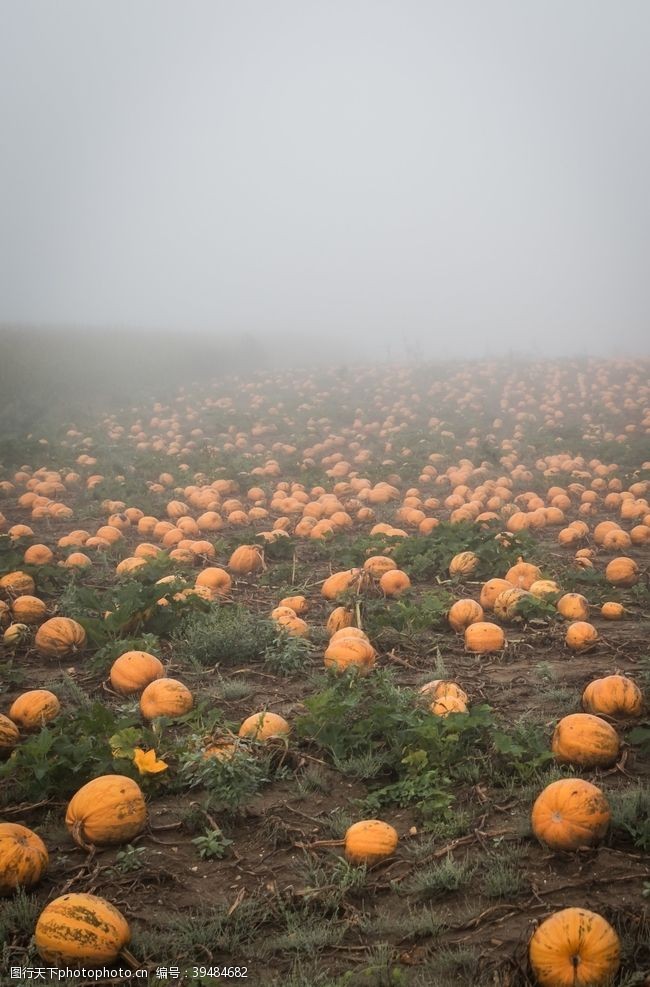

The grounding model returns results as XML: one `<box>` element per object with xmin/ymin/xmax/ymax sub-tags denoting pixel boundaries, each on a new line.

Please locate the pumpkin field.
<box><xmin>0</xmin><ymin>357</ymin><xmax>649</xmax><ymax>987</ymax></box>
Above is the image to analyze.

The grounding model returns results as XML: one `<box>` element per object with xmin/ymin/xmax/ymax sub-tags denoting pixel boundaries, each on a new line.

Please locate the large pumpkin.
<box><xmin>505</xmin><ymin>560</ymin><xmax>542</xmax><ymax>590</ymax></box>
<box><xmin>10</xmin><ymin>595</ymin><xmax>47</xmax><ymax>624</ymax></box>
<box><xmin>363</xmin><ymin>555</ymin><xmax>398</xmax><ymax>577</ymax></box>
<box><xmin>528</xmin><ymin>907</ymin><xmax>620</xmax><ymax>986</ymax></box>
<box><xmin>238</xmin><ymin>711</ymin><xmax>290</xmax><ymax>741</ymax></box>
<box><xmin>35</xmin><ymin>892</ymin><xmax>131</xmax><ymax>966</ymax></box>
<box><xmin>35</xmin><ymin>617</ymin><xmax>87</xmax><ymax>658</ymax></box>
<box><xmin>493</xmin><ymin>587</ymin><xmax>529</xmax><ymax>621</ymax></box>
<box><xmin>321</xmin><ymin>568</ymin><xmax>362</xmax><ymax>600</ymax></box>
<box><xmin>531</xmin><ymin>779</ymin><xmax>610</xmax><ymax>852</ymax></box>
<box><xmin>565</xmin><ymin>621</ymin><xmax>598</xmax><ymax>653</ymax></box>
<box><xmin>551</xmin><ymin>713</ymin><xmax>620</xmax><ymax>768</ymax></box>
<box><xmin>139</xmin><ymin>677</ymin><xmax>193</xmax><ymax>720</ymax></box>
<box><xmin>0</xmin><ymin>571</ymin><xmax>36</xmax><ymax>597</ymax></box>
<box><xmin>0</xmin><ymin>822</ymin><xmax>49</xmax><ymax>895</ymax></box>
<box><xmin>195</xmin><ymin>567</ymin><xmax>232</xmax><ymax>596</ymax></box>
<box><xmin>448</xmin><ymin>599</ymin><xmax>484</xmax><ymax>633</ymax></box>
<box><xmin>379</xmin><ymin>568</ymin><xmax>411</xmax><ymax>597</ymax></box>
<box><xmin>344</xmin><ymin>819</ymin><xmax>398</xmax><ymax>865</ymax></box>
<box><xmin>464</xmin><ymin>621</ymin><xmax>505</xmax><ymax>653</ymax></box>
<box><xmin>8</xmin><ymin>690</ymin><xmax>60</xmax><ymax>731</ymax></box>
<box><xmin>556</xmin><ymin>593</ymin><xmax>589</xmax><ymax>621</ymax></box>
<box><xmin>324</xmin><ymin>635</ymin><xmax>376</xmax><ymax>674</ymax></box>
<box><xmin>228</xmin><ymin>545</ymin><xmax>264</xmax><ymax>575</ymax></box>
<box><xmin>581</xmin><ymin>675</ymin><xmax>643</xmax><ymax>718</ymax></box>
<box><xmin>448</xmin><ymin>551</ymin><xmax>479</xmax><ymax>577</ymax></box>
<box><xmin>605</xmin><ymin>556</ymin><xmax>639</xmax><ymax>587</ymax></box>
<box><xmin>110</xmin><ymin>651</ymin><xmax>164</xmax><ymax>696</ymax></box>
<box><xmin>479</xmin><ymin>578</ymin><xmax>511</xmax><ymax>611</ymax></box>
<box><xmin>65</xmin><ymin>775</ymin><xmax>147</xmax><ymax>848</ymax></box>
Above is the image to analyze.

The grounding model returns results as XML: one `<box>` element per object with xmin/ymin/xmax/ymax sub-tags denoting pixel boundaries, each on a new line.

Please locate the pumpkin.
<box><xmin>531</xmin><ymin>779</ymin><xmax>610</xmax><ymax>851</ymax></box>
<box><xmin>448</xmin><ymin>598</ymin><xmax>484</xmax><ymax>632</ymax></box>
<box><xmin>0</xmin><ymin>823</ymin><xmax>49</xmax><ymax>895</ymax></box>
<box><xmin>62</xmin><ymin>552</ymin><xmax>92</xmax><ymax>569</ymax></box>
<box><xmin>65</xmin><ymin>775</ymin><xmax>147</xmax><ymax>848</ymax></box>
<box><xmin>551</xmin><ymin>713</ymin><xmax>620</xmax><ymax>768</ymax></box>
<box><xmin>275</xmin><ymin>612</ymin><xmax>309</xmax><ymax>637</ymax></box>
<box><xmin>279</xmin><ymin>594</ymin><xmax>308</xmax><ymax>614</ymax></box>
<box><xmin>464</xmin><ymin>621</ymin><xmax>505</xmax><ymax>653</ymax></box>
<box><xmin>9</xmin><ymin>690</ymin><xmax>60</xmax><ymax>731</ymax></box>
<box><xmin>344</xmin><ymin>820</ymin><xmax>398</xmax><ymax>865</ymax></box>
<box><xmin>556</xmin><ymin>593</ymin><xmax>589</xmax><ymax>621</ymax></box>
<box><xmin>431</xmin><ymin>695</ymin><xmax>468</xmax><ymax>716</ymax></box>
<box><xmin>379</xmin><ymin>568</ymin><xmax>411</xmax><ymax>597</ymax></box>
<box><xmin>363</xmin><ymin>555</ymin><xmax>398</xmax><ymax>577</ymax></box>
<box><xmin>35</xmin><ymin>892</ymin><xmax>132</xmax><ymax>966</ymax></box>
<box><xmin>329</xmin><ymin>627</ymin><xmax>369</xmax><ymax>643</ymax></box>
<box><xmin>238</xmin><ymin>711</ymin><xmax>290</xmax><ymax>741</ymax></box>
<box><xmin>321</xmin><ymin>568</ymin><xmax>362</xmax><ymax>600</ymax></box>
<box><xmin>10</xmin><ymin>594</ymin><xmax>47</xmax><ymax>624</ymax></box>
<box><xmin>479</xmin><ymin>577</ymin><xmax>511</xmax><ymax>610</ymax></box>
<box><xmin>528</xmin><ymin>907</ymin><xmax>620</xmax><ymax>986</ymax></box>
<box><xmin>326</xmin><ymin>607</ymin><xmax>354</xmax><ymax>635</ymax></box>
<box><xmin>0</xmin><ymin>600</ymin><xmax>10</xmax><ymax>626</ymax></box>
<box><xmin>23</xmin><ymin>544</ymin><xmax>54</xmax><ymax>565</ymax></box>
<box><xmin>228</xmin><ymin>545</ymin><xmax>264</xmax><ymax>575</ymax></box>
<box><xmin>565</xmin><ymin>621</ymin><xmax>599</xmax><ymax>652</ymax></box>
<box><xmin>529</xmin><ymin>579</ymin><xmax>560</xmax><ymax>599</ymax></box>
<box><xmin>0</xmin><ymin>713</ymin><xmax>20</xmax><ymax>753</ymax></box>
<box><xmin>582</xmin><ymin>675</ymin><xmax>643</xmax><ymax>718</ymax></box>
<box><xmin>418</xmin><ymin>680</ymin><xmax>469</xmax><ymax>705</ymax></box>
<box><xmin>3</xmin><ymin>622</ymin><xmax>31</xmax><ymax>647</ymax></box>
<box><xmin>0</xmin><ymin>571</ymin><xmax>36</xmax><ymax>597</ymax></box>
<box><xmin>34</xmin><ymin>617</ymin><xmax>87</xmax><ymax>659</ymax></box>
<box><xmin>448</xmin><ymin>551</ymin><xmax>479</xmax><ymax>577</ymax></box>
<box><xmin>140</xmin><ymin>678</ymin><xmax>193</xmax><ymax>720</ymax></box>
<box><xmin>605</xmin><ymin>556</ymin><xmax>639</xmax><ymax>587</ymax></box>
<box><xmin>493</xmin><ymin>587</ymin><xmax>529</xmax><ymax>621</ymax></box>
<box><xmin>505</xmin><ymin>560</ymin><xmax>542</xmax><ymax>590</ymax></box>
<box><xmin>324</xmin><ymin>635</ymin><xmax>376</xmax><ymax>674</ymax></box>
<box><xmin>601</xmin><ymin>601</ymin><xmax>624</xmax><ymax>620</ymax></box>
<box><xmin>202</xmin><ymin>741</ymin><xmax>238</xmax><ymax>761</ymax></box>
<box><xmin>195</xmin><ymin>567</ymin><xmax>232</xmax><ymax>595</ymax></box>
<box><xmin>110</xmin><ymin>651</ymin><xmax>165</xmax><ymax>695</ymax></box>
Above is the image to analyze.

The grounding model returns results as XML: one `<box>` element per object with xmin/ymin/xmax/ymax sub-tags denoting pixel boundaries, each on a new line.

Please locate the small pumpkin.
<box><xmin>326</xmin><ymin>607</ymin><xmax>354</xmax><ymax>635</ymax></box>
<box><xmin>238</xmin><ymin>711</ymin><xmax>290</xmax><ymax>741</ymax></box>
<box><xmin>379</xmin><ymin>568</ymin><xmax>411</xmax><ymax>597</ymax></box>
<box><xmin>601</xmin><ymin>601</ymin><xmax>624</xmax><ymax>620</ymax></box>
<box><xmin>529</xmin><ymin>579</ymin><xmax>560</xmax><ymax>599</ymax></box>
<box><xmin>0</xmin><ymin>823</ymin><xmax>49</xmax><ymax>895</ymax></box>
<box><xmin>448</xmin><ymin>599</ymin><xmax>484</xmax><ymax>632</ymax></box>
<box><xmin>139</xmin><ymin>678</ymin><xmax>193</xmax><ymax>720</ymax></box>
<box><xmin>324</xmin><ymin>635</ymin><xmax>376</xmax><ymax>674</ymax></box>
<box><xmin>565</xmin><ymin>621</ymin><xmax>599</xmax><ymax>653</ymax></box>
<box><xmin>35</xmin><ymin>892</ymin><xmax>132</xmax><ymax>966</ymax></box>
<box><xmin>8</xmin><ymin>690</ymin><xmax>60</xmax><ymax>731</ymax></box>
<box><xmin>556</xmin><ymin>593</ymin><xmax>589</xmax><ymax>621</ymax></box>
<box><xmin>551</xmin><ymin>713</ymin><xmax>620</xmax><ymax>768</ymax></box>
<box><xmin>605</xmin><ymin>556</ymin><xmax>639</xmax><ymax>587</ymax></box>
<box><xmin>528</xmin><ymin>907</ymin><xmax>620</xmax><ymax>987</ymax></box>
<box><xmin>65</xmin><ymin>775</ymin><xmax>147</xmax><ymax>849</ymax></box>
<box><xmin>464</xmin><ymin>621</ymin><xmax>505</xmax><ymax>653</ymax></box>
<box><xmin>0</xmin><ymin>599</ymin><xmax>10</xmax><ymax>627</ymax></box>
<box><xmin>531</xmin><ymin>779</ymin><xmax>610</xmax><ymax>852</ymax></box>
<box><xmin>0</xmin><ymin>713</ymin><xmax>20</xmax><ymax>753</ymax></box>
<box><xmin>581</xmin><ymin>674</ymin><xmax>643</xmax><ymax>718</ymax></box>
<box><xmin>110</xmin><ymin>651</ymin><xmax>165</xmax><ymax>696</ymax></box>
<box><xmin>3</xmin><ymin>623</ymin><xmax>31</xmax><ymax>648</ymax></box>
<box><xmin>34</xmin><ymin>617</ymin><xmax>87</xmax><ymax>658</ymax></box>
<box><xmin>279</xmin><ymin>594</ymin><xmax>308</xmax><ymax>614</ymax></box>
<box><xmin>10</xmin><ymin>595</ymin><xmax>47</xmax><ymax>624</ymax></box>
<box><xmin>344</xmin><ymin>819</ymin><xmax>398</xmax><ymax>865</ymax></box>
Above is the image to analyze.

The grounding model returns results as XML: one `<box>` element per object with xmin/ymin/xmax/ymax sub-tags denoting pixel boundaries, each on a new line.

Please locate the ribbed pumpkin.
<box><xmin>418</xmin><ymin>680</ymin><xmax>469</xmax><ymax>705</ymax></box>
<box><xmin>448</xmin><ymin>598</ymin><xmax>484</xmax><ymax>632</ymax></box>
<box><xmin>528</xmin><ymin>907</ymin><xmax>620</xmax><ymax>987</ymax></box>
<box><xmin>195</xmin><ymin>567</ymin><xmax>232</xmax><ymax>595</ymax></box>
<box><xmin>344</xmin><ymin>819</ymin><xmax>398</xmax><ymax>865</ymax></box>
<box><xmin>531</xmin><ymin>779</ymin><xmax>610</xmax><ymax>852</ymax></box>
<box><xmin>0</xmin><ymin>713</ymin><xmax>20</xmax><ymax>752</ymax></box>
<box><xmin>238</xmin><ymin>711</ymin><xmax>290</xmax><ymax>741</ymax></box>
<box><xmin>493</xmin><ymin>587</ymin><xmax>529</xmax><ymax>620</ymax></box>
<box><xmin>324</xmin><ymin>635</ymin><xmax>376</xmax><ymax>674</ymax></box>
<box><xmin>505</xmin><ymin>560</ymin><xmax>542</xmax><ymax>590</ymax></box>
<box><xmin>0</xmin><ymin>571</ymin><xmax>36</xmax><ymax>596</ymax></box>
<box><xmin>228</xmin><ymin>545</ymin><xmax>264</xmax><ymax>575</ymax></box>
<box><xmin>551</xmin><ymin>713</ymin><xmax>620</xmax><ymax>768</ymax></box>
<box><xmin>275</xmin><ymin>612</ymin><xmax>309</xmax><ymax>637</ymax></box>
<box><xmin>139</xmin><ymin>678</ymin><xmax>193</xmax><ymax>720</ymax></box>
<box><xmin>431</xmin><ymin>695</ymin><xmax>468</xmax><ymax>716</ymax></box>
<box><xmin>8</xmin><ymin>690</ymin><xmax>60</xmax><ymax>731</ymax></box>
<box><xmin>605</xmin><ymin>556</ymin><xmax>639</xmax><ymax>587</ymax></box>
<box><xmin>35</xmin><ymin>892</ymin><xmax>132</xmax><ymax>966</ymax></box>
<box><xmin>448</xmin><ymin>551</ymin><xmax>479</xmax><ymax>577</ymax></box>
<box><xmin>0</xmin><ymin>823</ymin><xmax>49</xmax><ymax>895</ymax></box>
<box><xmin>582</xmin><ymin>675</ymin><xmax>643</xmax><ymax>718</ymax></box>
<box><xmin>565</xmin><ymin>621</ymin><xmax>599</xmax><ymax>653</ymax></box>
<box><xmin>279</xmin><ymin>594</ymin><xmax>308</xmax><ymax>614</ymax></box>
<box><xmin>0</xmin><ymin>600</ymin><xmax>9</xmax><ymax>626</ymax></box>
<box><xmin>529</xmin><ymin>579</ymin><xmax>560</xmax><ymax>600</ymax></box>
<box><xmin>321</xmin><ymin>568</ymin><xmax>362</xmax><ymax>600</ymax></box>
<box><xmin>464</xmin><ymin>621</ymin><xmax>505</xmax><ymax>653</ymax></box>
<box><xmin>556</xmin><ymin>593</ymin><xmax>589</xmax><ymax>621</ymax></box>
<box><xmin>379</xmin><ymin>568</ymin><xmax>411</xmax><ymax>597</ymax></box>
<box><xmin>110</xmin><ymin>651</ymin><xmax>165</xmax><ymax>695</ymax></box>
<box><xmin>328</xmin><ymin>627</ymin><xmax>370</xmax><ymax>643</ymax></box>
<box><xmin>11</xmin><ymin>595</ymin><xmax>47</xmax><ymax>624</ymax></box>
<box><xmin>601</xmin><ymin>601</ymin><xmax>624</xmax><ymax>620</ymax></box>
<box><xmin>326</xmin><ymin>607</ymin><xmax>354</xmax><ymax>635</ymax></box>
<box><xmin>363</xmin><ymin>555</ymin><xmax>398</xmax><ymax>577</ymax></box>
<box><xmin>35</xmin><ymin>617</ymin><xmax>87</xmax><ymax>658</ymax></box>
<box><xmin>3</xmin><ymin>622</ymin><xmax>31</xmax><ymax>647</ymax></box>
<box><xmin>479</xmin><ymin>578</ymin><xmax>511</xmax><ymax>611</ymax></box>
<box><xmin>66</xmin><ymin>775</ymin><xmax>147</xmax><ymax>849</ymax></box>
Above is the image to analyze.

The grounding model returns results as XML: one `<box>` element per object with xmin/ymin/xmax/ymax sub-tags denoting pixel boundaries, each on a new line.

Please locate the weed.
<box><xmin>609</xmin><ymin>784</ymin><xmax>650</xmax><ymax>851</ymax></box>
<box><xmin>113</xmin><ymin>844</ymin><xmax>147</xmax><ymax>873</ymax></box>
<box><xmin>399</xmin><ymin>854</ymin><xmax>475</xmax><ymax>898</ymax></box>
<box><xmin>215</xmin><ymin>676</ymin><xmax>254</xmax><ymax>701</ymax></box>
<box><xmin>192</xmin><ymin>827</ymin><xmax>234</xmax><ymax>860</ymax></box>
<box><xmin>480</xmin><ymin>846</ymin><xmax>528</xmax><ymax>898</ymax></box>
<box><xmin>264</xmin><ymin>633</ymin><xmax>312</xmax><ymax>676</ymax></box>
<box><xmin>172</xmin><ymin>605</ymin><xmax>277</xmax><ymax>667</ymax></box>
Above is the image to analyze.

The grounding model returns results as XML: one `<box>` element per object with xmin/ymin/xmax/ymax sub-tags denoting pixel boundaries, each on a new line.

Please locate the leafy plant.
<box><xmin>172</xmin><ymin>605</ymin><xmax>277</xmax><ymax>668</ymax></box>
<box><xmin>192</xmin><ymin>827</ymin><xmax>234</xmax><ymax>860</ymax></box>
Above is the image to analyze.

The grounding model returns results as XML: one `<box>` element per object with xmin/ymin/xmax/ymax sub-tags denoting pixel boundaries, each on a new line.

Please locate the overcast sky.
<box><xmin>1</xmin><ymin>0</ymin><xmax>649</xmax><ymax>357</ymax></box>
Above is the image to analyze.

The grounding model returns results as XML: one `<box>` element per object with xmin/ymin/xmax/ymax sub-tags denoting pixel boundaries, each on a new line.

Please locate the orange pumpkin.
<box><xmin>195</xmin><ymin>567</ymin><xmax>232</xmax><ymax>595</ymax></box>
<box><xmin>0</xmin><ymin>713</ymin><xmax>20</xmax><ymax>753</ymax></box>
<box><xmin>65</xmin><ymin>775</ymin><xmax>147</xmax><ymax>848</ymax></box>
<box><xmin>0</xmin><ymin>823</ymin><xmax>48</xmax><ymax>895</ymax></box>
<box><xmin>238</xmin><ymin>711</ymin><xmax>290</xmax><ymax>741</ymax></box>
<box><xmin>448</xmin><ymin>598</ymin><xmax>484</xmax><ymax>632</ymax></box>
<box><xmin>324</xmin><ymin>635</ymin><xmax>376</xmax><ymax>674</ymax></box>
<box><xmin>34</xmin><ymin>617</ymin><xmax>87</xmax><ymax>658</ymax></box>
<box><xmin>363</xmin><ymin>555</ymin><xmax>398</xmax><ymax>577</ymax></box>
<box><xmin>431</xmin><ymin>695</ymin><xmax>468</xmax><ymax>716</ymax></box>
<box><xmin>110</xmin><ymin>651</ymin><xmax>165</xmax><ymax>696</ymax></box>
<box><xmin>493</xmin><ymin>587</ymin><xmax>529</xmax><ymax>621</ymax></box>
<box><xmin>605</xmin><ymin>556</ymin><xmax>639</xmax><ymax>587</ymax></box>
<box><xmin>448</xmin><ymin>551</ymin><xmax>479</xmax><ymax>577</ymax></box>
<box><xmin>505</xmin><ymin>560</ymin><xmax>542</xmax><ymax>590</ymax></box>
<box><xmin>0</xmin><ymin>571</ymin><xmax>36</xmax><ymax>597</ymax></box>
<box><xmin>601</xmin><ymin>601</ymin><xmax>624</xmax><ymax>620</ymax></box>
<box><xmin>139</xmin><ymin>678</ymin><xmax>193</xmax><ymax>720</ymax></box>
<box><xmin>479</xmin><ymin>578</ymin><xmax>511</xmax><ymax>610</ymax></box>
<box><xmin>228</xmin><ymin>545</ymin><xmax>264</xmax><ymax>575</ymax></box>
<box><xmin>8</xmin><ymin>690</ymin><xmax>60</xmax><ymax>731</ymax></box>
<box><xmin>531</xmin><ymin>779</ymin><xmax>610</xmax><ymax>852</ymax></box>
<box><xmin>379</xmin><ymin>568</ymin><xmax>411</xmax><ymax>597</ymax></box>
<box><xmin>551</xmin><ymin>713</ymin><xmax>620</xmax><ymax>768</ymax></box>
<box><xmin>326</xmin><ymin>607</ymin><xmax>354</xmax><ymax>635</ymax></box>
<box><xmin>418</xmin><ymin>680</ymin><xmax>469</xmax><ymax>705</ymax></box>
<box><xmin>35</xmin><ymin>892</ymin><xmax>132</xmax><ymax>966</ymax></box>
<box><xmin>464</xmin><ymin>621</ymin><xmax>505</xmax><ymax>653</ymax></box>
<box><xmin>279</xmin><ymin>594</ymin><xmax>308</xmax><ymax>614</ymax></box>
<box><xmin>581</xmin><ymin>675</ymin><xmax>643</xmax><ymax>718</ymax></box>
<box><xmin>10</xmin><ymin>595</ymin><xmax>47</xmax><ymax>624</ymax></box>
<box><xmin>565</xmin><ymin>621</ymin><xmax>598</xmax><ymax>653</ymax></box>
<box><xmin>321</xmin><ymin>569</ymin><xmax>362</xmax><ymax>600</ymax></box>
<box><xmin>556</xmin><ymin>593</ymin><xmax>589</xmax><ymax>621</ymax></box>
<box><xmin>23</xmin><ymin>544</ymin><xmax>54</xmax><ymax>565</ymax></box>
<box><xmin>344</xmin><ymin>819</ymin><xmax>398</xmax><ymax>865</ymax></box>
<box><xmin>528</xmin><ymin>907</ymin><xmax>620</xmax><ymax>987</ymax></box>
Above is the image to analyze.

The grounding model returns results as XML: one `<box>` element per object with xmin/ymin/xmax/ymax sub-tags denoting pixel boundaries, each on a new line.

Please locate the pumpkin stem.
<box><xmin>120</xmin><ymin>947</ymin><xmax>143</xmax><ymax>970</ymax></box>
<box><xmin>297</xmin><ymin>838</ymin><xmax>344</xmax><ymax>850</ymax></box>
<box><xmin>71</xmin><ymin>820</ymin><xmax>95</xmax><ymax>854</ymax></box>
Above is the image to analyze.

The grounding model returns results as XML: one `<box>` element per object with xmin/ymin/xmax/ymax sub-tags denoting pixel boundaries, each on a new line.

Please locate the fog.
<box><xmin>1</xmin><ymin>0</ymin><xmax>650</xmax><ymax>358</ymax></box>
